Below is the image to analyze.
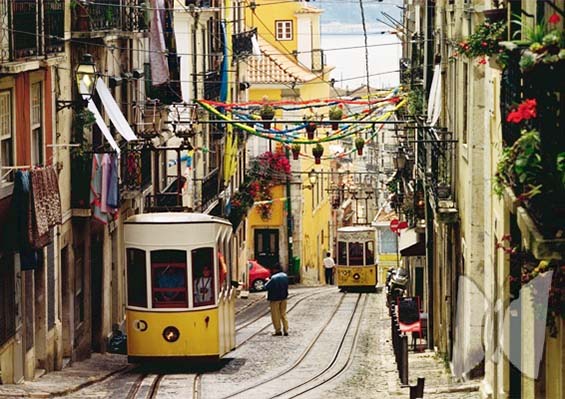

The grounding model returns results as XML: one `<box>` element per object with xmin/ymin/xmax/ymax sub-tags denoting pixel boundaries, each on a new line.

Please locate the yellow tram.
<box><xmin>335</xmin><ymin>226</ymin><xmax>378</xmax><ymax>292</ymax></box>
<box><xmin>124</xmin><ymin>212</ymin><xmax>236</xmax><ymax>362</ymax></box>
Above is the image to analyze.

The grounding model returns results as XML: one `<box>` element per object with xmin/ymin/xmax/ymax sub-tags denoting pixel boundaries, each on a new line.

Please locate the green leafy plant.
<box><xmin>259</xmin><ymin>104</ymin><xmax>274</xmax><ymax>120</ymax></box>
<box><xmin>493</xmin><ymin>129</ymin><xmax>543</xmax><ymax>201</ymax></box>
<box><xmin>354</xmin><ymin>137</ymin><xmax>365</xmax><ymax>155</ymax></box>
<box><xmin>557</xmin><ymin>152</ymin><xmax>565</xmax><ymax>187</ymax></box>
<box><xmin>406</xmin><ymin>87</ymin><xmax>424</xmax><ymax>116</ymax></box>
<box><xmin>455</xmin><ymin>20</ymin><xmax>506</xmax><ymax>64</ymax></box>
<box><xmin>328</xmin><ymin>105</ymin><xmax>343</xmax><ymax>120</ymax></box>
<box><xmin>71</xmin><ymin>109</ymin><xmax>96</xmax><ymax>159</ymax></box>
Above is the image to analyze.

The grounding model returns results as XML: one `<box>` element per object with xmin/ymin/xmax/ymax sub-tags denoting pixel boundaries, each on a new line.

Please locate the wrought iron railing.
<box><xmin>123</xmin><ymin>0</ymin><xmax>147</xmax><ymax>32</ymax></box>
<box><xmin>72</xmin><ymin>0</ymin><xmax>148</xmax><ymax>33</ymax></box>
<box><xmin>0</xmin><ymin>0</ymin><xmax>65</xmax><ymax>63</ymax></box>
<box><xmin>232</xmin><ymin>28</ymin><xmax>256</xmax><ymax>60</ymax></box>
<box><xmin>199</xmin><ymin>168</ymin><xmax>220</xmax><ymax>211</ymax></box>
<box><xmin>415</xmin><ymin>126</ymin><xmax>456</xmax><ymax>203</ymax></box>
<box><xmin>204</xmin><ymin>70</ymin><xmax>221</xmax><ymax>100</ymax></box>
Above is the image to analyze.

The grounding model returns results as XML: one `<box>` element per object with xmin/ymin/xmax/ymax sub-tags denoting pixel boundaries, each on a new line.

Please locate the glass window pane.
<box><xmin>365</xmin><ymin>241</ymin><xmax>374</xmax><ymax>265</ymax></box>
<box><xmin>151</xmin><ymin>250</ymin><xmax>187</xmax><ymax>308</ymax></box>
<box><xmin>349</xmin><ymin>242</ymin><xmax>364</xmax><ymax>265</ymax></box>
<box><xmin>338</xmin><ymin>241</ymin><xmax>347</xmax><ymax>265</ymax></box>
<box><xmin>192</xmin><ymin>247</ymin><xmax>215</xmax><ymax>307</ymax></box>
<box><xmin>126</xmin><ymin>248</ymin><xmax>147</xmax><ymax>307</ymax></box>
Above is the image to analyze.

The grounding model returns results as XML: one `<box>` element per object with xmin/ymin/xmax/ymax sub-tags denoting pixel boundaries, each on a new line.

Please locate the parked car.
<box><xmin>248</xmin><ymin>260</ymin><xmax>271</xmax><ymax>291</ymax></box>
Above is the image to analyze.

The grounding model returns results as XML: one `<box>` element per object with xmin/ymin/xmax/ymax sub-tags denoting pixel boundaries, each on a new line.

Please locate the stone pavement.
<box><xmin>0</xmin><ymin>353</ymin><xmax>129</xmax><ymax>398</ymax></box>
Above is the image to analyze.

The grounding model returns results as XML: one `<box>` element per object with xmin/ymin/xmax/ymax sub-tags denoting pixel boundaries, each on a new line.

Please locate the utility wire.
<box><xmin>358</xmin><ymin>0</ymin><xmax>372</xmax><ymax>99</ymax></box>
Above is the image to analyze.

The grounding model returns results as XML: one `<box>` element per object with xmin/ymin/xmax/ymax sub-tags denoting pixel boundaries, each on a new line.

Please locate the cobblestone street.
<box><xmin>0</xmin><ymin>288</ymin><xmax>480</xmax><ymax>398</ymax></box>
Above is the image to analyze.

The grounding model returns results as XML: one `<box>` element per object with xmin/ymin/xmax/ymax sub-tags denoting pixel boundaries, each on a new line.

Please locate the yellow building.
<box><xmin>244</xmin><ymin>0</ymin><xmax>333</xmax><ymax>284</ymax></box>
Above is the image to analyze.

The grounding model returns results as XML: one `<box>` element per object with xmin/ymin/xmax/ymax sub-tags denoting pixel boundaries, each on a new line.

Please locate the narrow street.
<box><xmin>0</xmin><ymin>288</ymin><xmax>480</xmax><ymax>398</ymax></box>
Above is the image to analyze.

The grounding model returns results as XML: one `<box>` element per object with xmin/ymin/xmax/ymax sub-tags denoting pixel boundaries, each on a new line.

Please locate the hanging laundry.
<box><xmin>90</xmin><ymin>154</ymin><xmax>109</xmax><ymax>224</ymax></box>
<box><xmin>149</xmin><ymin>0</ymin><xmax>169</xmax><ymax>86</ymax></box>
<box><xmin>95</xmin><ymin>78</ymin><xmax>138</xmax><ymax>142</ymax></box>
<box><xmin>28</xmin><ymin>168</ymin><xmax>52</xmax><ymax>249</ymax></box>
<box><xmin>101</xmin><ymin>154</ymin><xmax>111</xmax><ymax>214</ymax></box>
<box><xmin>106</xmin><ymin>154</ymin><xmax>119</xmax><ymax>210</ymax></box>
<box><xmin>45</xmin><ymin>165</ymin><xmax>62</xmax><ymax>227</ymax></box>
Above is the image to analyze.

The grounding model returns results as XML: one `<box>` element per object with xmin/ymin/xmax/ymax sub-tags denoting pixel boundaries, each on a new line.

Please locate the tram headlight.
<box><xmin>162</xmin><ymin>326</ymin><xmax>180</xmax><ymax>343</ymax></box>
<box><xmin>353</xmin><ymin>273</ymin><xmax>360</xmax><ymax>280</ymax></box>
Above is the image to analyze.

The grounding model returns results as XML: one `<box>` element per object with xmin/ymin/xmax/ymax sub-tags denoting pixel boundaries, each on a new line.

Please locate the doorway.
<box><xmin>90</xmin><ymin>232</ymin><xmax>103</xmax><ymax>352</ymax></box>
<box><xmin>254</xmin><ymin>229</ymin><xmax>279</xmax><ymax>270</ymax></box>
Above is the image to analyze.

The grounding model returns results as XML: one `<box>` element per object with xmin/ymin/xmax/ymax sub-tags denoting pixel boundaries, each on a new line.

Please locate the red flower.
<box><xmin>506</xmin><ymin>98</ymin><xmax>537</xmax><ymax>124</ymax></box>
<box><xmin>481</xmin><ymin>41</ymin><xmax>488</xmax><ymax>47</ymax></box>
<box><xmin>548</xmin><ymin>13</ymin><xmax>561</xmax><ymax>24</ymax></box>
<box><xmin>478</xmin><ymin>57</ymin><xmax>487</xmax><ymax>65</ymax></box>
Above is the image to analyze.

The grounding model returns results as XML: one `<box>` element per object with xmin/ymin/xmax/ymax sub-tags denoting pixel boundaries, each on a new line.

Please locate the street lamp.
<box><xmin>306</xmin><ymin>169</ymin><xmax>318</xmax><ymax>189</ymax></box>
<box><xmin>57</xmin><ymin>53</ymin><xmax>98</xmax><ymax>111</ymax></box>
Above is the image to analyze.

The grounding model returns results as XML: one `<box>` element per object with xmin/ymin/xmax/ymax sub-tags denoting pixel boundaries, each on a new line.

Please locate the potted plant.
<box><xmin>354</xmin><ymin>137</ymin><xmax>365</xmax><ymax>155</ymax></box>
<box><xmin>312</xmin><ymin>143</ymin><xmax>324</xmax><ymax>164</ymax></box>
<box><xmin>291</xmin><ymin>143</ymin><xmax>301</xmax><ymax>160</ymax></box>
<box><xmin>328</xmin><ymin>105</ymin><xmax>343</xmax><ymax>130</ymax></box>
<box><xmin>304</xmin><ymin>117</ymin><xmax>317</xmax><ymax>140</ymax></box>
<box><xmin>455</xmin><ymin>20</ymin><xmax>506</xmax><ymax>66</ymax></box>
<box><xmin>259</xmin><ymin>104</ymin><xmax>275</xmax><ymax>129</ymax></box>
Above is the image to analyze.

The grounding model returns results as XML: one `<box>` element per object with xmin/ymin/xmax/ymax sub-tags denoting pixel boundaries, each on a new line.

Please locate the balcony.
<box><xmin>499</xmin><ymin>48</ymin><xmax>565</xmax><ymax>244</ymax></box>
<box><xmin>0</xmin><ymin>0</ymin><xmax>64</xmax><ymax>64</ymax></box>
<box><xmin>232</xmin><ymin>28</ymin><xmax>256</xmax><ymax>60</ymax></box>
<box><xmin>72</xmin><ymin>0</ymin><xmax>147</xmax><ymax>35</ymax></box>
<box><xmin>204</xmin><ymin>70</ymin><xmax>221</xmax><ymax>100</ymax></box>
<box><xmin>120</xmin><ymin>148</ymin><xmax>152</xmax><ymax>197</ymax></box>
<box><xmin>415</xmin><ymin>127</ymin><xmax>458</xmax><ymax>223</ymax></box>
<box><xmin>199</xmin><ymin>168</ymin><xmax>220</xmax><ymax>212</ymax></box>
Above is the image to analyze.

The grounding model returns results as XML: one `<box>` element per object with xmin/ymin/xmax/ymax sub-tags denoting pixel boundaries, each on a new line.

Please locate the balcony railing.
<box><xmin>0</xmin><ymin>0</ymin><xmax>64</xmax><ymax>63</ymax></box>
<box><xmin>199</xmin><ymin>168</ymin><xmax>220</xmax><ymax>212</ymax></box>
<box><xmin>204</xmin><ymin>70</ymin><xmax>221</xmax><ymax>100</ymax></box>
<box><xmin>415</xmin><ymin>126</ymin><xmax>457</xmax><ymax>220</ymax></box>
<box><xmin>72</xmin><ymin>0</ymin><xmax>147</xmax><ymax>34</ymax></box>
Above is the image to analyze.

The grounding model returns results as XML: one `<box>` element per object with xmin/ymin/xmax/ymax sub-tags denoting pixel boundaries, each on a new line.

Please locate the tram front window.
<box><xmin>338</xmin><ymin>242</ymin><xmax>347</xmax><ymax>265</ymax></box>
<box><xmin>365</xmin><ymin>241</ymin><xmax>375</xmax><ymax>265</ymax></box>
<box><xmin>349</xmin><ymin>242</ymin><xmax>364</xmax><ymax>265</ymax></box>
<box><xmin>192</xmin><ymin>247</ymin><xmax>215</xmax><ymax>307</ymax></box>
<box><xmin>151</xmin><ymin>250</ymin><xmax>188</xmax><ymax>308</ymax></box>
<box><xmin>127</xmin><ymin>248</ymin><xmax>147</xmax><ymax>307</ymax></box>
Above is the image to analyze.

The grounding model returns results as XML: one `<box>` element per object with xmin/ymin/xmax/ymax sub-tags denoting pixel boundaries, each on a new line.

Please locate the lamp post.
<box><xmin>56</xmin><ymin>53</ymin><xmax>98</xmax><ymax>111</ymax></box>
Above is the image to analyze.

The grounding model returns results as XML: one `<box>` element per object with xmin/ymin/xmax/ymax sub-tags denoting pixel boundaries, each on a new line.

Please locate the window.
<box><xmin>275</xmin><ymin>20</ymin><xmax>292</xmax><ymax>41</ymax></box>
<box><xmin>192</xmin><ymin>247</ymin><xmax>215</xmax><ymax>307</ymax></box>
<box><xmin>462</xmin><ymin>63</ymin><xmax>468</xmax><ymax>145</ymax></box>
<box><xmin>151</xmin><ymin>250</ymin><xmax>188</xmax><ymax>308</ymax></box>
<box><xmin>126</xmin><ymin>248</ymin><xmax>147</xmax><ymax>307</ymax></box>
<box><xmin>380</xmin><ymin>230</ymin><xmax>398</xmax><ymax>253</ymax></box>
<box><xmin>349</xmin><ymin>242</ymin><xmax>364</xmax><ymax>266</ymax></box>
<box><xmin>338</xmin><ymin>241</ymin><xmax>347</xmax><ymax>265</ymax></box>
<box><xmin>0</xmin><ymin>90</ymin><xmax>13</xmax><ymax>183</ymax></box>
<box><xmin>365</xmin><ymin>241</ymin><xmax>374</xmax><ymax>265</ymax></box>
<box><xmin>31</xmin><ymin>82</ymin><xmax>43</xmax><ymax>165</ymax></box>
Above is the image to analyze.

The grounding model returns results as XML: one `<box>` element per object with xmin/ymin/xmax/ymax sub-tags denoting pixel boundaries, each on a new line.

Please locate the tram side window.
<box><xmin>349</xmin><ymin>242</ymin><xmax>364</xmax><ymax>265</ymax></box>
<box><xmin>338</xmin><ymin>242</ymin><xmax>347</xmax><ymax>265</ymax></box>
<box><xmin>192</xmin><ymin>247</ymin><xmax>215</xmax><ymax>307</ymax></box>
<box><xmin>126</xmin><ymin>248</ymin><xmax>147</xmax><ymax>307</ymax></box>
<box><xmin>365</xmin><ymin>241</ymin><xmax>374</xmax><ymax>265</ymax></box>
<box><xmin>151</xmin><ymin>250</ymin><xmax>188</xmax><ymax>308</ymax></box>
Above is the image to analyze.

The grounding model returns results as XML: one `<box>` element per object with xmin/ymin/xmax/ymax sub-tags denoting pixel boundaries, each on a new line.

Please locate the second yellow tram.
<box><xmin>124</xmin><ymin>212</ymin><xmax>236</xmax><ymax>362</ymax></box>
<box><xmin>335</xmin><ymin>226</ymin><xmax>378</xmax><ymax>292</ymax></box>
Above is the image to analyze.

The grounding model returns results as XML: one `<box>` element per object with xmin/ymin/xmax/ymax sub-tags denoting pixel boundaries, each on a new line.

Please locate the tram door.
<box><xmin>254</xmin><ymin>229</ymin><xmax>279</xmax><ymax>270</ymax></box>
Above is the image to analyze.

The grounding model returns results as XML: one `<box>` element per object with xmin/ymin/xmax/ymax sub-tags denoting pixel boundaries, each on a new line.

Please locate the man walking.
<box><xmin>323</xmin><ymin>252</ymin><xmax>335</xmax><ymax>285</ymax></box>
<box><xmin>265</xmin><ymin>264</ymin><xmax>289</xmax><ymax>336</ymax></box>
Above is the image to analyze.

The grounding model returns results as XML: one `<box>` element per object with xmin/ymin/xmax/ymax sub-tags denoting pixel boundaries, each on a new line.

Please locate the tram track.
<box><xmin>125</xmin><ymin>373</ymin><xmax>164</xmax><ymax>399</ymax></box>
<box><xmin>216</xmin><ymin>292</ymin><xmax>353</xmax><ymax>399</ymax></box>
<box><xmin>275</xmin><ymin>293</ymin><xmax>368</xmax><ymax>398</ymax></box>
<box><xmin>235</xmin><ymin>287</ymin><xmax>337</xmax><ymax>348</ymax></box>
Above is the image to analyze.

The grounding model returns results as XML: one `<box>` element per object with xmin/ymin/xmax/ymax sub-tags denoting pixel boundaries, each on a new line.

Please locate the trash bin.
<box><xmin>291</xmin><ymin>256</ymin><xmax>300</xmax><ymax>283</ymax></box>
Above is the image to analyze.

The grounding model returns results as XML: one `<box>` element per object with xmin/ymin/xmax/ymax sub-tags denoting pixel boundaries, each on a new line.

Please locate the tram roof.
<box><xmin>125</xmin><ymin>212</ymin><xmax>231</xmax><ymax>226</ymax></box>
<box><xmin>337</xmin><ymin>226</ymin><xmax>376</xmax><ymax>233</ymax></box>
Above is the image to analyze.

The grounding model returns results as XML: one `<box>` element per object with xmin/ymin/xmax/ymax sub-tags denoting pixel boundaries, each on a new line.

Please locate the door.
<box><xmin>91</xmin><ymin>233</ymin><xmax>103</xmax><ymax>352</ymax></box>
<box><xmin>254</xmin><ymin>229</ymin><xmax>279</xmax><ymax>270</ymax></box>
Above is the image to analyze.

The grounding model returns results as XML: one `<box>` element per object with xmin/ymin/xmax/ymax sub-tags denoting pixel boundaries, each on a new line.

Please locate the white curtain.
<box><xmin>96</xmin><ymin>78</ymin><xmax>137</xmax><ymax>141</ymax></box>
<box><xmin>426</xmin><ymin>64</ymin><xmax>442</xmax><ymax>126</ymax></box>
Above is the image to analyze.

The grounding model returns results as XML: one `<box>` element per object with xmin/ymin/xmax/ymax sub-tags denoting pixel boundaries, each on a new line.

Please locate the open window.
<box><xmin>151</xmin><ymin>250</ymin><xmax>188</xmax><ymax>308</ymax></box>
<box><xmin>338</xmin><ymin>241</ymin><xmax>347</xmax><ymax>265</ymax></box>
<box><xmin>192</xmin><ymin>247</ymin><xmax>215</xmax><ymax>307</ymax></box>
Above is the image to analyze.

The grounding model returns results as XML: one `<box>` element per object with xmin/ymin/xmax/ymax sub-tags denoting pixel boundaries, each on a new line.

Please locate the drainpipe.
<box><xmin>285</xmin><ymin>146</ymin><xmax>294</xmax><ymax>278</ymax></box>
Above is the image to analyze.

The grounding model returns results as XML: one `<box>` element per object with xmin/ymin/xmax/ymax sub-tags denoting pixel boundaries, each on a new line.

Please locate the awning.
<box><xmin>84</xmin><ymin>98</ymin><xmax>120</xmax><ymax>155</ymax></box>
<box><xmin>96</xmin><ymin>78</ymin><xmax>137</xmax><ymax>142</ymax></box>
<box><xmin>399</xmin><ymin>228</ymin><xmax>425</xmax><ymax>257</ymax></box>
